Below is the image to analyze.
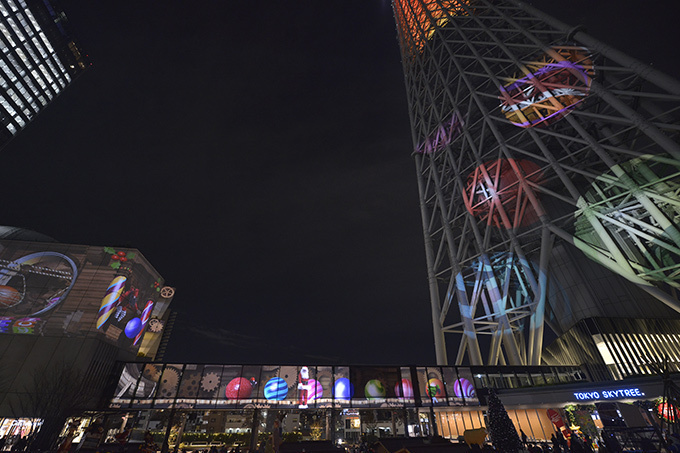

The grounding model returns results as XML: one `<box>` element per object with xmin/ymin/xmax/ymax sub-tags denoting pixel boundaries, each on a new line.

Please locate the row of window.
<box><xmin>0</xmin><ymin>0</ymin><xmax>70</xmax><ymax>134</ymax></box>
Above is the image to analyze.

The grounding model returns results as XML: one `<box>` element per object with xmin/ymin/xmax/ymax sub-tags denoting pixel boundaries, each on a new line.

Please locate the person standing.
<box><xmin>272</xmin><ymin>420</ymin><xmax>282</xmax><ymax>453</ymax></box>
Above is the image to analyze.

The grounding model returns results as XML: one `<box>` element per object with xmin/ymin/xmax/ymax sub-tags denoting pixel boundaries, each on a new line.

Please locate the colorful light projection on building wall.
<box><xmin>499</xmin><ymin>46</ymin><xmax>594</xmax><ymax>128</ymax></box>
<box><xmin>417</xmin><ymin>112</ymin><xmax>463</xmax><ymax>154</ymax></box>
<box><xmin>394</xmin><ymin>0</ymin><xmax>470</xmax><ymax>55</ymax></box>
<box><xmin>463</xmin><ymin>158</ymin><xmax>544</xmax><ymax>229</ymax></box>
<box><xmin>574</xmin><ymin>155</ymin><xmax>680</xmax><ymax>288</ymax></box>
<box><xmin>0</xmin><ymin>241</ymin><xmax>170</xmax><ymax>352</ymax></box>
<box><xmin>110</xmin><ymin>364</ymin><xmax>479</xmax><ymax>410</ymax></box>
<box><xmin>0</xmin><ymin>251</ymin><xmax>78</xmax><ymax>334</ymax></box>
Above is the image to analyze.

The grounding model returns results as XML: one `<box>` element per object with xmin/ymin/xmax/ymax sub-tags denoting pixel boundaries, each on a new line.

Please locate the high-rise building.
<box><xmin>0</xmin><ymin>0</ymin><xmax>88</xmax><ymax>147</ymax></box>
<box><xmin>392</xmin><ymin>0</ymin><xmax>680</xmax><ymax>373</ymax></box>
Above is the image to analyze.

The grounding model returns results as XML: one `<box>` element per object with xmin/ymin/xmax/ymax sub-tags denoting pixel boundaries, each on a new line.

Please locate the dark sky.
<box><xmin>2</xmin><ymin>0</ymin><xmax>678</xmax><ymax>366</ymax></box>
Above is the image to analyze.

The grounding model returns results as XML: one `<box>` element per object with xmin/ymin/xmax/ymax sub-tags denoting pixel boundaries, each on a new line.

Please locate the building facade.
<box><xmin>102</xmin><ymin>361</ymin><xmax>672</xmax><ymax>449</ymax></box>
<box><xmin>391</xmin><ymin>0</ymin><xmax>680</xmax><ymax>371</ymax></box>
<box><xmin>0</xmin><ymin>231</ymin><xmax>175</xmax><ymax>422</ymax></box>
<box><xmin>0</xmin><ymin>0</ymin><xmax>88</xmax><ymax>147</ymax></box>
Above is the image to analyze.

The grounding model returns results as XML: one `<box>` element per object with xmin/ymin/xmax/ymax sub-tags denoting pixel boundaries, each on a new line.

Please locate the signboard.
<box><xmin>573</xmin><ymin>388</ymin><xmax>645</xmax><ymax>401</ymax></box>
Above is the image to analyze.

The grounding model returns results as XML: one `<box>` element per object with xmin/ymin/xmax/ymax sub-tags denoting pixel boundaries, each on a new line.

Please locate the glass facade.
<box><xmin>543</xmin><ymin>317</ymin><xmax>680</xmax><ymax>380</ymax></box>
<box><xmin>110</xmin><ymin>363</ymin><xmax>586</xmax><ymax>410</ymax></box>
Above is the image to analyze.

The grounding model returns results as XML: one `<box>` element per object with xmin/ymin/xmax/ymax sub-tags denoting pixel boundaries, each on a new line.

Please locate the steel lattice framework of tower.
<box><xmin>392</xmin><ymin>0</ymin><xmax>680</xmax><ymax>366</ymax></box>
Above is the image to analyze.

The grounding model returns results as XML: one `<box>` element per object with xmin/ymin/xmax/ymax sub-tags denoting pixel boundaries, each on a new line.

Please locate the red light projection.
<box><xmin>499</xmin><ymin>46</ymin><xmax>594</xmax><ymax>128</ymax></box>
<box><xmin>463</xmin><ymin>158</ymin><xmax>543</xmax><ymax>229</ymax></box>
<box><xmin>394</xmin><ymin>0</ymin><xmax>470</xmax><ymax>55</ymax></box>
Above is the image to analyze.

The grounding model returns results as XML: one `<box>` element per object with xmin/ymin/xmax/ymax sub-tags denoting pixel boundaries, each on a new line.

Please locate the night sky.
<box><xmin>2</xmin><ymin>1</ymin><xmax>679</xmax><ymax>366</ymax></box>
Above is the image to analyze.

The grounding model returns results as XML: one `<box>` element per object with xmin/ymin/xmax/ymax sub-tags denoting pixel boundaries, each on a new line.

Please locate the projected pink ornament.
<box><xmin>307</xmin><ymin>379</ymin><xmax>323</xmax><ymax>401</ymax></box>
<box><xmin>453</xmin><ymin>378</ymin><xmax>476</xmax><ymax>398</ymax></box>
<box><xmin>464</xmin><ymin>158</ymin><xmax>543</xmax><ymax>229</ymax></box>
<box><xmin>417</xmin><ymin>113</ymin><xmax>463</xmax><ymax>154</ymax></box>
<box><xmin>225</xmin><ymin>377</ymin><xmax>253</xmax><ymax>399</ymax></box>
<box><xmin>395</xmin><ymin>379</ymin><xmax>414</xmax><ymax>398</ymax></box>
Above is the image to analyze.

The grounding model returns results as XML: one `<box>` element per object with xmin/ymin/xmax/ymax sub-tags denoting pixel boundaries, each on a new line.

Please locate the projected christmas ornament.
<box><xmin>395</xmin><ymin>379</ymin><xmax>414</xmax><ymax>398</ymax></box>
<box><xmin>124</xmin><ymin>317</ymin><xmax>142</xmax><ymax>338</ymax></box>
<box><xmin>500</xmin><ymin>46</ymin><xmax>594</xmax><ymax>128</ymax></box>
<box><xmin>364</xmin><ymin>379</ymin><xmax>387</xmax><ymax>399</ymax></box>
<box><xmin>453</xmin><ymin>378</ymin><xmax>475</xmax><ymax>398</ymax></box>
<box><xmin>334</xmin><ymin>377</ymin><xmax>354</xmax><ymax>399</ymax></box>
<box><xmin>464</xmin><ymin>158</ymin><xmax>543</xmax><ymax>229</ymax></box>
<box><xmin>264</xmin><ymin>377</ymin><xmax>288</xmax><ymax>400</ymax></box>
<box><xmin>575</xmin><ymin>155</ymin><xmax>680</xmax><ymax>288</ymax></box>
<box><xmin>427</xmin><ymin>378</ymin><xmax>445</xmax><ymax>399</ymax></box>
<box><xmin>225</xmin><ymin>377</ymin><xmax>253</xmax><ymax>399</ymax></box>
<box><xmin>417</xmin><ymin>112</ymin><xmax>463</xmax><ymax>154</ymax></box>
<box><xmin>307</xmin><ymin>379</ymin><xmax>323</xmax><ymax>401</ymax></box>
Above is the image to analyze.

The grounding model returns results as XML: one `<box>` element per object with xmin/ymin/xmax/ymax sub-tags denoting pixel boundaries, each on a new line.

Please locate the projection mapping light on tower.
<box><xmin>392</xmin><ymin>0</ymin><xmax>680</xmax><ymax>368</ymax></box>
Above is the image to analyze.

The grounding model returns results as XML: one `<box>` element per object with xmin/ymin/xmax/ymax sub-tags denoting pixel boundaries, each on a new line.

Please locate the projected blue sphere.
<box><xmin>264</xmin><ymin>377</ymin><xmax>288</xmax><ymax>400</ymax></box>
<box><xmin>334</xmin><ymin>377</ymin><xmax>354</xmax><ymax>399</ymax></box>
<box><xmin>124</xmin><ymin>317</ymin><xmax>143</xmax><ymax>338</ymax></box>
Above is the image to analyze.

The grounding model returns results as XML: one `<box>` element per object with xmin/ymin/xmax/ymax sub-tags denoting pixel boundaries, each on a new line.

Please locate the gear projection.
<box><xmin>200</xmin><ymin>372</ymin><xmax>221</xmax><ymax>392</ymax></box>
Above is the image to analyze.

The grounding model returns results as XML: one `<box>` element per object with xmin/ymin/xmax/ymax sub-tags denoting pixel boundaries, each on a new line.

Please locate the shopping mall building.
<box><xmin>1</xmin><ymin>228</ymin><xmax>679</xmax><ymax>450</ymax></box>
<box><xmin>99</xmin><ymin>361</ymin><xmax>671</xmax><ymax>448</ymax></box>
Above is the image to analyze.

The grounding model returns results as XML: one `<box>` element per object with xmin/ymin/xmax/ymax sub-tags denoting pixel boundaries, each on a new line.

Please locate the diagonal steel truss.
<box><xmin>392</xmin><ymin>0</ymin><xmax>680</xmax><ymax>366</ymax></box>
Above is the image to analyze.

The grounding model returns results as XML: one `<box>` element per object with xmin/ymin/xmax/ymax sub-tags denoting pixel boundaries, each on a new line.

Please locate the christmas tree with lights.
<box><xmin>487</xmin><ymin>389</ymin><xmax>523</xmax><ymax>453</ymax></box>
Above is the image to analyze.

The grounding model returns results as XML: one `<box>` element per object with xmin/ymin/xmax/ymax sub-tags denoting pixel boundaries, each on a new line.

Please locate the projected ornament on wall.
<box><xmin>226</xmin><ymin>377</ymin><xmax>254</xmax><ymax>400</ymax></box>
<box><xmin>453</xmin><ymin>378</ymin><xmax>476</xmax><ymax>398</ymax></box>
<box><xmin>574</xmin><ymin>155</ymin><xmax>680</xmax><ymax>288</ymax></box>
<box><xmin>0</xmin><ymin>251</ymin><xmax>78</xmax><ymax>316</ymax></box>
<box><xmin>334</xmin><ymin>377</ymin><xmax>354</xmax><ymax>399</ymax></box>
<box><xmin>264</xmin><ymin>377</ymin><xmax>288</xmax><ymax>401</ymax></box>
<box><xmin>364</xmin><ymin>379</ymin><xmax>387</xmax><ymax>399</ymax></box>
<box><xmin>417</xmin><ymin>112</ymin><xmax>463</xmax><ymax>154</ymax></box>
<box><xmin>395</xmin><ymin>379</ymin><xmax>414</xmax><ymax>399</ymax></box>
<box><xmin>500</xmin><ymin>46</ymin><xmax>594</xmax><ymax>128</ymax></box>
<box><xmin>464</xmin><ymin>158</ymin><xmax>544</xmax><ymax>229</ymax></box>
<box><xmin>427</xmin><ymin>378</ymin><xmax>445</xmax><ymax>399</ymax></box>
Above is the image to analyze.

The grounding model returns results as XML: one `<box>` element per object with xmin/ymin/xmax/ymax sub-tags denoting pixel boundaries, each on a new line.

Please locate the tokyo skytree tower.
<box><xmin>393</xmin><ymin>0</ymin><xmax>680</xmax><ymax>366</ymax></box>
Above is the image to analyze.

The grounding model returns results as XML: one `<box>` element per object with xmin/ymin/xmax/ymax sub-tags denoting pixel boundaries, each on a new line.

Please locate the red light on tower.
<box><xmin>463</xmin><ymin>159</ymin><xmax>543</xmax><ymax>229</ymax></box>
